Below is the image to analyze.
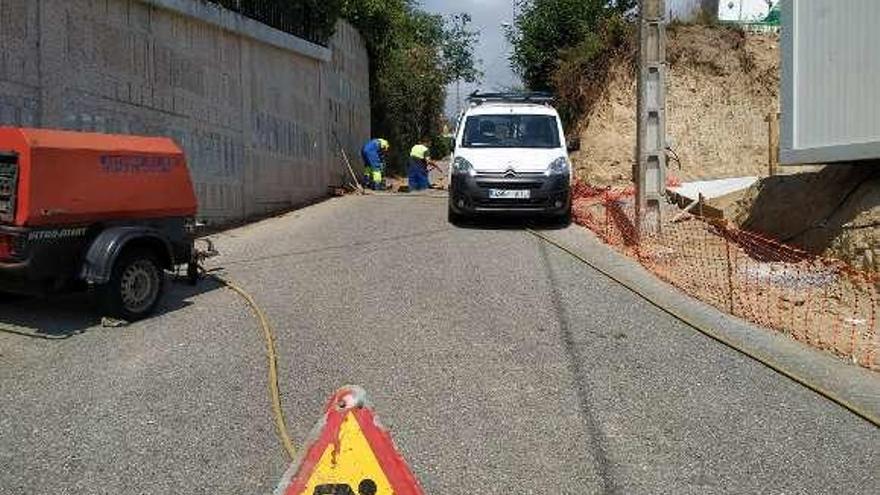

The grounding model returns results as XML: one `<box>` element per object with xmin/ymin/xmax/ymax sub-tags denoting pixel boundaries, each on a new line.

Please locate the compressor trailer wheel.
<box><xmin>95</xmin><ymin>248</ymin><xmax>165</xmax><ymax>321</ymax></box>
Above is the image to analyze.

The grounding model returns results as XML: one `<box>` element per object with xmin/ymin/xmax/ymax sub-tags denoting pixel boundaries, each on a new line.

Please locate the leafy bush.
<box><xmin>430</xmin><ymin>133</ymin><xmax>453</xmax><ymax>160</ymax></box>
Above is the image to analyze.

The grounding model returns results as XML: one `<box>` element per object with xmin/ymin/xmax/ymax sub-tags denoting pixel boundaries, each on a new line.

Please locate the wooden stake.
<box><xmin>331</xmin><ymin>132</ymin><xmax>365</xmax><ymax>195</ymax></box>
<box><xmin>766</xmin><ymin>111</ymin><xmax>780</xmax><ymax>177</ymax></box>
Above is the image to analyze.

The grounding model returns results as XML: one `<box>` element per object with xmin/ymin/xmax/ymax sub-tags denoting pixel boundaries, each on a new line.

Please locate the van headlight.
<box><xmin>546</xmin><ymin>157</ymin><xmax>570</xmax><ymax>176</ymax></box>
<box><xmin>452</xmin><ymin>157</ymin><xmax>476</xmax><ymax>176</ymax></box>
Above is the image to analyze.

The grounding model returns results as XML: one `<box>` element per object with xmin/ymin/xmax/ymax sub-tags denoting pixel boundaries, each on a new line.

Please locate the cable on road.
<box><xmin>0</xmin><ymin>326</ymin><xmax>73</xmax><ymax>340</ymax></box>
<box><xmin>220</xmin><ymin>227</ymin><xmax>449</xmax><ymax>268</ymax></box>
<box><xmin>1</xmin><ymin>271</ymin><xmax>300</xmax><ymax>458</ymax></box>
<box><xmin>210</xmin><ymin>272</ymin><xmax>298</xmax><ymax>460</ymax></box>
<box><xmin>360</xmin><ymin>192</ymin><xmax>448</xmax><ymax>199</ymax></box>
<box><xmin>525</xmin><ymin>228</ymin><xmax>880</xmax><ymax>429</ymax></box>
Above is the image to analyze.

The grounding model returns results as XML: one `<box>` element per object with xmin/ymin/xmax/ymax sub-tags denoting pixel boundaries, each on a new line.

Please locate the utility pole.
<box><xmin>635</xmin><ymin>0</ymin><xmax>668</xmax><ymax>234</ymax></box>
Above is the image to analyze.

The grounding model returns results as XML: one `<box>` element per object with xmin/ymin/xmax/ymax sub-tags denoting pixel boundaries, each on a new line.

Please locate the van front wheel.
<box><xmin>448</xmin><ymin>206</ymin><xmax>467</xmax><ymax>225</ymax></box>
<box><xmin>555</xmin><ymin>208</ymin><xmax>572</xmax><ymax>227</ymax></box>
<box><xmin>95</xmin><ymin>249</ymin><xmax>165</xmax><ymax>321</ymax></box>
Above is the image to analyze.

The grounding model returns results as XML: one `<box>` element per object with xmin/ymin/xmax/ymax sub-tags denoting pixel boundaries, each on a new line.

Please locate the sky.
<box><xmin>419</xmin><ymin>0</ymin><xmax>521</xmax><ymax>117</ymax></box>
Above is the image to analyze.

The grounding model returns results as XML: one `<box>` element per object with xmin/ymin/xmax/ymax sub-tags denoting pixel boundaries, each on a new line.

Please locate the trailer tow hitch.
<box><xmin>188</xmin><ymin>238</ymin><xmax>219</xmax><ymax>285</ymax></box>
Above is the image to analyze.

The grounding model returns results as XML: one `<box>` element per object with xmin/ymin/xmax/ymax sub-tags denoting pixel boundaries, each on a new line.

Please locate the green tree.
<box><xmin>442</xmin><ymin>14</ymin><xmax>482</xmax><ymax>85</ymax></box>
<box><xmin>342</xmin><ymin>1</ymin><xmax>481</xmax><ymax>171</ymax></box>
<box><xmin>507</xmin><ymin>0</ymin><xmax>635</xmax><ymax>124</ymax></box>
<box><xmin>442</xmin><ymin>13</ymin><xmax>483</xmax><ymax>111</ymax></box>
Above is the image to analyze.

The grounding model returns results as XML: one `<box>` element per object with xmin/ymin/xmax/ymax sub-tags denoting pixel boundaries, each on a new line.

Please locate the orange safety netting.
<box><xmin>571</xmin><ymin>182</ymin><xmax>879</xmax><ymax>371</ymax></box>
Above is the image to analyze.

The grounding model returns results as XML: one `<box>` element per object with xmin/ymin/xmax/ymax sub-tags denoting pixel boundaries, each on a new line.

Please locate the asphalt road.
<box><xmin>1</xmin><ymin>193</ymin><xmax>878</xmax><ymax>494</ymax></box>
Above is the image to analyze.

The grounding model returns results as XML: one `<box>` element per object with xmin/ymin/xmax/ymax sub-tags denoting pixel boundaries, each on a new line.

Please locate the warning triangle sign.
<box><xmin>275</xmin><ymin>387</ymin><xmax>423</xmax><ymax>495</ymax></box>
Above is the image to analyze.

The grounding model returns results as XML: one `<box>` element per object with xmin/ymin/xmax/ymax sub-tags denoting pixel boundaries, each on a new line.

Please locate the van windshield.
<box><xmin>462</xmin><ymin>114</ymin><xmax>560</xmax><ymax>149</ymax></box>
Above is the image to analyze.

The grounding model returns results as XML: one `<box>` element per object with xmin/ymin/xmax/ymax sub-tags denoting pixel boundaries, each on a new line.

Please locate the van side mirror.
<box><xmin>450</xmin><ymin>137</ymin><xmax>456</xmax><ymax>152</ymax></box>
<box><xmin>567</xmin><ymin>137</ymin><xmax>581</xmax><ymax>152</ymax></box>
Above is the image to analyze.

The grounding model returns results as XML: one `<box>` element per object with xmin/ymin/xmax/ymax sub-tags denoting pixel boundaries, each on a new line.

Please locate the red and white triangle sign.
<box><xmin>275</xmin><ymin>387</ymin><xmax>424</xmax><ymax>495</ymax></box>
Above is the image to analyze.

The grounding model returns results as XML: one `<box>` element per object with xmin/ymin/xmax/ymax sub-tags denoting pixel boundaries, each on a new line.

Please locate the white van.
<box><xmin>447</xmin><ymin>93</ymin><xmax>577</xmax><ymax>224</ymax></box>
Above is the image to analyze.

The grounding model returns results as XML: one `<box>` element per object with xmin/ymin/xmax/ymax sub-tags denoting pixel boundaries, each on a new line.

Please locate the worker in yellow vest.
<box><xmin>407</xmin><ymin>143</ymin><xmax>432</xmax><ymax>191</ymax></box>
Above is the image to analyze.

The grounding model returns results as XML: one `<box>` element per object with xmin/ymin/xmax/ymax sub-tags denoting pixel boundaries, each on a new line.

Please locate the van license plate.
<box><xmin>489</xmin><ymin>189</ymin><xmax>530</xmax><ymax>199</ymax></box>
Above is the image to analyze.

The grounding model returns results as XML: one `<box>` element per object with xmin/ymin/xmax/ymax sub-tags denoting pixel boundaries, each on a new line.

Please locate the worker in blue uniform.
<box><xmin>360</xmin><ymin>138</ymin><xmax>389</xmax><ymax>190</ymax></box>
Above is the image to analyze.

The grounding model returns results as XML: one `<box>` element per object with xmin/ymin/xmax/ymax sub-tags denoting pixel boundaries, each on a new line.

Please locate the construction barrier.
<box><xmin>571</xmin><ymin>183</ymin><xmax>879</xmax><ymax>371</ymax></box>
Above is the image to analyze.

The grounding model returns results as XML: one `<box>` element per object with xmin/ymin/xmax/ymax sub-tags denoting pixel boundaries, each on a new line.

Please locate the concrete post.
<box><xmin>635</xmin><ymin>0</ymin><xmax>668</xmax><ymax>234</ymax></box>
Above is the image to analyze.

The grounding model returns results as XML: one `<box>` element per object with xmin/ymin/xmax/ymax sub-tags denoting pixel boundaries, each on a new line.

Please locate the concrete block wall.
<box><xmin>0</xmin><ymin>0</ymin><xmax>370</xmax><ymax>223</ymax></box>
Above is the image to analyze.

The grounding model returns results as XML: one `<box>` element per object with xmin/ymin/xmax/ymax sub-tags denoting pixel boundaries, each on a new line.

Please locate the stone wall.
<box><xmin>0</xmin><ymin>0</ymin><xmax>370</xmax><ymax>223</ymax></box>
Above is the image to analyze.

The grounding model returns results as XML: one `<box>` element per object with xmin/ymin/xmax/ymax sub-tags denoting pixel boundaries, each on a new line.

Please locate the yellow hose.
<box><xmin>526</xmin><ymin>228</ymin><xmax>880</xmax><ymax>429</ymax></box>
<box><xmin>212</xmin><ymin>274</ymin><xmax>298</xmax><ymax>460</ymax></box>
<box><xmin>0</xmin><ymin>326</ymin><xmax>73</xmax><ymax>340</ymax></box>
<box><xmin>2</xmin><ymin>272</ymin><xmax>299</xmax><ymax>459</ymax></box>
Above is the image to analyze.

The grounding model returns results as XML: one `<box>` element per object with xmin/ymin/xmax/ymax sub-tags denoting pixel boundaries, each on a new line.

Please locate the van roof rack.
<box><xmin>467</xmin><ymin>91</ymin><xmax>554</xmax><ymax>105</ymax></box>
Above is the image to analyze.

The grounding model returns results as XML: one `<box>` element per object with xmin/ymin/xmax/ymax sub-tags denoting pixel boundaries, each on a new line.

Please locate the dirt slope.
<box><xmin>568</xmin><ymin>23</ymin><xmax>880</xmax><ymax>271</ymax></box>
<box><xmin>714</xmin><ymin>165</ymin><xmax>880</xmax><ymax>271</ymax></box>
<box><xmin>571</xmin><ymin>24</ymin><xmax>779</xmax><ymax>186</ymax></box>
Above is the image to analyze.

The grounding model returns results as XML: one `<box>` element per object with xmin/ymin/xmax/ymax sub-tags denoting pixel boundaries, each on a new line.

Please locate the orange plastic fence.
<box><xmin>571</xmin><ymin>182</ymin><xmax>879</xmax><ymax>371</ymax></box>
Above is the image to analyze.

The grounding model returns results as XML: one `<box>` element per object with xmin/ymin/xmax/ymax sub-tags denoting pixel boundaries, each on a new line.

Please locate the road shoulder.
<box><xmin>542</xmin><ymin>224</ymin><xmax>880</xmax><ymax>425</ymax></box>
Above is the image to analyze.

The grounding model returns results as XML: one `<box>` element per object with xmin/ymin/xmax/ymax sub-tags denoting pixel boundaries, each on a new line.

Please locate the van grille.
<box><xmin>0</xmin><ymin>153</ymin><xmax>19</xmax><ymax>223</ymax></box>
<box><xmin>476</xmin><ymin>181</ymin><xmax>543</xmax><ymax>190</ymax></box>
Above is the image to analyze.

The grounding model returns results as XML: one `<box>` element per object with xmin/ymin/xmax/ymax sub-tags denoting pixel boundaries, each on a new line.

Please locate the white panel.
<box><xmin>718</xmin><ymin>0</ymin><xmax>771</xmax><ymax>22</ymax></box>
<box><xmin>782</xmin><ymin>0</ymin><xmax>880</xmax><ymax>163</ymax></box>
<box><xmin>793</xmin><ymin>0</ymin><xmax>880</xmax><ymax>149</ymax></box>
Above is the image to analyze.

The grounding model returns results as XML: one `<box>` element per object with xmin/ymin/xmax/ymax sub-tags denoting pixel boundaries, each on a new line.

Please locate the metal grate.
<box><xmin>204</xmin><ymin>0</ymin><xmax>331</xmax><ymax>46</ymax></box>
<box><xmin>475</xmin><ymin>172</ymin><xmax>547</xmax><ymax>178</ymax></box>
<box><xmin>0</xmin><ymin>153</ymin><xmax>19</xmax><ymax>223</ymax></box>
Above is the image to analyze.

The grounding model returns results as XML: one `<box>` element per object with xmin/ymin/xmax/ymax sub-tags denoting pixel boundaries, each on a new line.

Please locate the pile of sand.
<box><xmin>571</xmin><ymin>24</ymin><xmax>780</xmax><ymax>186</ymax></box>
